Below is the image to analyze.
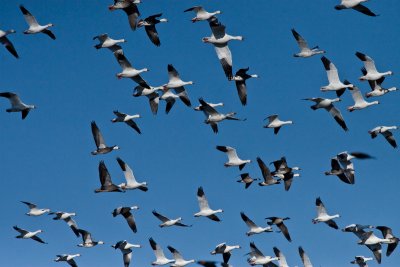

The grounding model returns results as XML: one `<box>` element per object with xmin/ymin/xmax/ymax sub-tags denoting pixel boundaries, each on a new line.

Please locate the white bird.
<box><xmin>108</xmin><ymin>0</ymin><xmax>141</xmax><ymax>30</ymax></box>
<box><xmin>95</xmin><ymin>161</ymin><xmax>123</xmax><ymax>193</ymax></box>
<box><xmin>240</xmin><ymin>212</ymin><xmax>273</xmax><ymax>236</ymax></box>
<box><xmin>91</xmin><ymin>121</ymin><xmax>119</xmax><ymax>155</ymax></box>
<box><xmin>291</xmin><ymin>29</ymin><xmax>325</xmax><ymax>58</ymax></box>
<box><xmin>247</xmin><ymin>242</ymin><xmax>278</xmax><ymax>266</ymax></box>
<box><xmin>116</xmin><ymin>157</ymin><xmax>148</xmax><ymax>191</ymax></box>
<box><xmin>194</xmin><ymin>101</ymin><xmax>224</xmax><ymax>111</ymax></box>
<box><xmin>368</xmin><ymin>126</ymin><xmax>398</xmax><ymax>148</ymax></box>
<box><xmin>358</xmin><ymin>231</ymin><xmax>392</xmax><ymax>246</ymax></box>
<box><xmin>350</xmin><ymin>256</ymin><xmax>373</xmax><ymax>267</ymax></box>
<box><xmin>263</xmin><ymin>115</ymin><xmax>293</xmax><ymax>135</ymax></box>
<box><xmin>203</xmin><ymin>20</ymin><xmax>243</xmax><ymax>80</ymax></box>
<box><xmin>54</xmin><ymin>254</ymin><xmax>81</xmax><ymax>267</ymax></box>
<box><xmin>266</xmin><ymin>217</ymin><xmax>292</xmax><ymax>242</ymax></box>
<box><xmin>19</xmin><ymin>5</ymin><xmax>55</xmax><ymax>39</ymax></box>
<box><xmin>152</xmin><ymin>210</ymin><xmax>192</xmax><ymax>228</ymax></box>
<box><xmin>211</xmin><ymin>243</ymin><xmax>241</xmax><ymax>264</ymax></box>
<box><xmin>347</xmin><ymin>85</ymin><xmax>379</xmax><ymax>111</ymax></box>
<box><xmin>216</xmin><ymin>145</ymin><xmax>251</xmax><ymax>170</ymax></box>
<box><xmin>132</xmin><ymin>85</ymin><xmax>163</xmax><ymax>115</ymax></box>
<box><xmin>320</xmin><ymin>56</ymin><xmax>353</xmax><ymax>96</ymax></box>
<box><xmin>20</xmin><ymin>201</ymin><xmax>50</xmax><ymax>216</ymax></box>
<box><xmin>184</xmin><ymin>6</ymin><xmax>221</xmax><ymax>22</ymax></box>
<box><xmin>312</xmin><ymin>197</ymin><xmax>340</xmax><ymax>229</ymax></box>
<box><xmin>0</xmin><ymin>92</ymin><xmax>36</xmax><ymax>119</ymax></box>
<box><xmin>112</xmin><ymin>111</ymin><xmax>141</xmax><ymax>134</ymax></box>
<box><xmin>112</xmin><ymin>206</ymin><xmax>139</xmax><ymax>233</ymax></box>
<box><xmin>77</xmin><ymin>229</ymin><xmax>104</xmax><ymax>248</ymax></box>
<box><xmin>114</xmin><ymin>51</ymin><xmax>150</xmax><ymax>88</ymax></box>
<box><xmin>361</xmin><ymin>68</ymin><xmax>397</xmax><ymax>98</ymax></box>
<box><xmin>298</xmin><ymin>247</ymin><xmax>313</xmax><ymax>267</ymax></box>
<box><xmin>356</xmin><ymin>51</ymin><xmax>393</xmax><ymax>81</ymax></box>
<box><xmin>112</xmin><ymin>240</ymin><xmax>141</xmax><ymax>267</ymax></box>
<box><xmin>256</xmin><ymin>157</ymin><xmax>280</xmax><ymax>187</ymax></box>
<box><xmin>137</xmin><ymin>14</ymin><xmax>168</xmax><ymax>46</ymax></box>
<box><xmin>49</xmin><ymin>211</ymin><xmax>80</xmax><ymax>237</ymax></box>
<box><xmin>93</xmin><ymin>33</ymin><xmax>126</xmax><ymax>52</ymax></box>
<box><xmin>163</xmin><ymin>64</ymin><xmax>194</xmax><ymax>90</ymax></box>
<box><xmin>194</xmin><ymin>186</ymin><xmax>223</xmax><ymax>222</ymax></box>
<box><xmin>335</xmin><ymin>0</ymin><xmax>378</xmax><ymax>17</ymax></box>
<box><xmin>0</xmin><ymin>29</ymin><xmax>18</xmax><ymax>58</ymax></box>
<box><xmin>149</xmin><ymin>237</ymin><xmax>175</xmax><ymax>266</ymax></box>
<box><xmin>273</xmin><ymin>247</ymin><xmax>289</xmax><ymax>267</ymax></box>
<box><xmin>197</xmin><ymin>98</ymin><xmax>242</xmax><ymax>134</ymax></box>
<box><xmin>168</xmin><ymin>246</ymin><xmax>195</xmax><ymax>267</ymax></box>
<box><xmin>230</xmin><ymin>67</ymin><xmax>258</xmax><ymax>105</ymax></box>
<box><xmin>13</xmin><ymin>226</ymin><xmax>47</xmax><ymax>244</ymax></box>
<box><xmin>236</xmin><ymin>173</ymin><xmax>260</xmax><ymax>189</ymax></box>
<box><xmin>303</xmin><ymin>97</ymin><xmax>348</xmax><ymax>131</ymax></box>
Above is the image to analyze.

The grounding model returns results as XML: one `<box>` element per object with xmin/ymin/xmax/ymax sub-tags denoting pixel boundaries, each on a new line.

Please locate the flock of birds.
<box><xmin>1</xmin><ymin>0</ymin><xmax>399</xmax><ymax>267</ymax></box>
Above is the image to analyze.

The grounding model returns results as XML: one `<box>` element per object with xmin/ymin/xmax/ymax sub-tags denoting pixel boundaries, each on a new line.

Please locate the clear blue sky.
<box><xmin>1</xmin><ymin>0</ymin><xmax>399</xmax><ymax>266</ymax></box>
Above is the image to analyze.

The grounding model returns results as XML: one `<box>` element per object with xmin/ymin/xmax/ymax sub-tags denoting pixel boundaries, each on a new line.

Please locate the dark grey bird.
<box><xmin>112</xmin><ymin>206</ymin><xmax>139</xmax><ymax>233</ymax></box>
<box><xmin>375</xmin><ymin>226</ymin><xmax>399</xmax><ymax>256</ymax></box>
<box><xmin>266</xmin><ymin>217</ymin><xmax>292</xmax><ymax>242</ymax></box>
<box><xmin>111</xmin><ymin>111</ymin><xmax>141</xmax><ymax>134</ymax></box>
<box><xmin>230</xmin><ymin>67</ymin><xmax>258</xmax><ymax>105</ymax></box>
<box><xmin>108</xmin><ymin>0</ymin><xmax>141</xmax><ymax>30</ymax></box>
<box><xmin>94</xmin><ymin>161</ymin><xmax>123</xmax><ymax>193</ymax></box>
<box><xmin>0</xmin><ymin>29</ymin><xmax>18</xmax><ymax>58</ymax></box>
<box><xmin>91</xmin><ymin>121</ymin><xmax>120</xmax><ymax>155</ymax></box>
<box><xmin>236</xmin><ymin>173</ymin><xmax>260</xmax><ymax>189</ymax></box>
<box><xmin>325</xmin><ymin>157</ymin><xmax>355</xmax><ymax>184</ymax></box>
<box><xmin>137</xmin><ymin>14</ymin><xmax>168</xmax><ymax>46</ymax></box>
<box><xmin>334</xmin><ymin>1</ymin><xmax>378</xmax><ymax>17</ymax></box>
<box><xmin>256</xmin><ymin>157</ymin><xmax>280</xmax><ymax>187</ymax></box>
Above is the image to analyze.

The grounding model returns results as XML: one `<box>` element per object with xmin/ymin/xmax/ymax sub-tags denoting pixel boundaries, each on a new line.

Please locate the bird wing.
<box><xmin>199</xmin><ymin>98</ymin><xmax>219</xmax><ymax>115</ymax></box>
<box><xmin>99</xmin><ymin>161</ymin><xmax>113</xmax><ymax>186</ymax></box>
<box><xmin>240</xmin><ymin>212</ymin><xmax>258</xmax><ymax>229</ymax></box>
<box><xmin>165</xmin><ymin>97</ymin><xmax>176</xmax><ymax>114</ymax></box>
<box><xmin>13</xmin><ymin>226</ymin><xmax>28</xmax><ymax>235</ymax></box>
<box><xmin>167</xmin><ymin>64</ymin><xmax>181</xmax><ymax>82</ymax></box>
<box><xmin>326</xmin><ymin>105</ymin><xmax>348</xmax><ymax>131</ymax></box>
<box><xmin>21</xmin><ymin>201</ymin><xmax>37</xmax><ymax>209</ymax></box>
<box><xmin>382</xmin><ymin>131</ymin><xmax>397</xmax><ymax>148</ymax></box>
<box><xmin>216</xmin><ymin>146</ymin><xmax>239</xmax><ymax>162</ymax></box>
<box><xmin>283</xmin><ymin>173</ymin><xmax>294</xmax><ymax>191</ymax></box>
<box><xmin>197</xmin><ymin>186</ymin><xmax>210</xmax><ymax>210</ymax></box>
<box><xmin>78</xmin><ymin>229</ymin><xmax>93</xmax><ymax>244</ymax></box>
<box><xmin>210</xmin><ymin>122</ymin><xmax>219</xmax><ymax>134</ymax></box>
<box><xmin>145</xmin><ymin>25</ymin><xmax>160</xmax><ymax>46</ymax></box>
<box><xmin>235</xmin><ymin>80</ymin><xmax>247</xmax><ymax>105</ymax></box>
<box><xmin>273</xmin><ymin>247</ymin><xmax>289</xmax><ymax>267</ymax></box>
<box><xmin>321</xmin><ymin>56</ymin><xmax>340</xmax><ymax>83</ymax></box>
<box><xmin>0</xmin><ymin>36</ymin><xmax>19</xmax><ymax>58</ymax></box>
<box><xmin>210</xmin><ymin>21</ymin><xmax>226</xmax><ymax>40</ymax></box>
<box><xmin>0</xmin><ymin>92</ymin><xmax>22</xmax><ymax>107</ymax></box>
<box><xmin>250</xmin><ymin>242</ymin><xmax>264</xmax><ymax>257</ymax></box>
<box><xmin>115</xmin><ymin>52</ymin><xmax>133</xmax><ymax>70</ymax></box>
<box><xmin>267</xmin><ymin>114</ymin><xmax>279</xmax><ymax>124</ymax></box>
<box><xmin>147</xmin><ymin>93</ymin><xmax>159</xmax><ymax>115</ymax></box>
<box><xmin>113</xmin><ymin>110</ymin><xmax>127</xmax><ymax>118</ymax></box>
<box><xmin>277</xmin><ymin>222</ymin><xmax>292</xmax><ymax>242</ymax></box>
<box><xmin>123</xmin><ymin>212</ymin><xmax>137</xmax><ymax>233</ymax></box>
<box><xmin>256</xmin><ymin>157</ymin><xmax>273</xmax><ymax>183</ymax></box>
<box><xmin>325</xmin><ymin>219</ymin><xmax>339</xmax><ymax>229</ymax></box>
<box><xmin>131</xmin><ymin>75</ymin><xmax>150</xmax><ymax>89</ymax></box>
<box><xmin>91</xmin><ymin>121</ymin><xmax>106</xmax><ymax>149</ymax></box>
<box><xmin>149</xmin><ymin>238</ymin><xmax>168</xmax><ymax>260</ymax></box>
<box><xmin>184</xmin><ymin>6</ymin><xmax>204</xmax><ymax>13</ymax></box>
<box><xmin>291</xmin><ymin>28</ymin><xmax>309</xmax><ymax>51</ymax></box>
<box><xmin>352</xmin><ymin>4</ymin><xmax>378</xmax><ymax>17</ymax></box>
<box><xmin>64</xmin><ymin>217</ymin><xmax>80</xmax><ymax>237</ymax></box>
<box><xmin>123</xmin><ymin>252</ymin><xmax>132</xmax><ymax>267</ymax></box>
<box><xmin>299</xmin><ymin>247</ymin><xmax>313</xmax><ymax>267</ymax></box>
<box><xmin>93</xmin><ymin>33</ymin><xmax>109</xmax><ymax>42</ymax></box>
<box><xmin>152</xmin><ymin>210</ymin><xmax>169</xmax><ymax>222</ymax></box>
<box><xmin>316</xmin><ymin>197</ymin><xmax>327</xmax><ymax>216</ymax></box>
<box><xmin>349</xmin><ymin>86</ymin><xmax>366</xmax><ymax>105</ymax></box>
<box><xmin>214</xmin><ymin>44</ymin><xmax>232</xmax><ymax>79</ymax></box>
<box><xmin>173</xmin><ymin>86</ymin><xmax>191</xmax><ymax>107</ymax></box>
<box><xmin>123</xmin><ymin>4</ymin><xmax>140</xmax><ymax>30</ymax></box>
<box><xmin>19</xmin><ymin>5</ymin><xmax>39</xmax><ymax>27</ymax></box>
<box><xmin>67</xmin><ymin>258</ymin><xmax>78</xmax><ymax>267</ymax></box>
<box><xmin>207</xmin><ymin>214</ymin><xmax>221</xmax><ymax>222</ymax></box>
<box><xmin>116</xmin><ymin>157</ymin><xmax>137</xmax><ymax>184</ymax></box>
<box><xmin>125</xmin><ymin>120</ymin><xmax>141</xmax><ymax>134</ymax></box>
<box><xmin>356</xmin><ymin>52</ymin><xmax>378</xmax><ymax>73</ymax></box>
<box><xmin>31</xmin><ymin>235</ymin><xmax>46</xmax><ymax>244</ymax></box>
<box><xmin>42</xmin><ymin>29</ymin><xmax>56</xmax><ymax>40</ymax></box>
<box><xmin>168</xmin><ymin>246</ymin><xmax>184</xmax><ymax>261</ymax></box>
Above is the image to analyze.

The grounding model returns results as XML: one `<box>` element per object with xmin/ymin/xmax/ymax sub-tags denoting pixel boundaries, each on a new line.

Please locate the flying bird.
<box><xmin>334</xmin><ymin>0</ymin><xmax>378</xmax><ymax>17</ymax></box>
<box><xmin>291</xmin><ymin>29</ymin><xmax>325</xmax><ymax>58</ymax></box>
<box><xmin>93</xmin><ymin>33</ymin><xmax>126</xmax><ymax>52</ymax></box>
<box><xmin>0</xmin><ymin>29</ymin><xmax>18</xmax><ymax>58</ymax></box>
<box><xmin>20</xmin><ymin>201</ymin><xmax>50</xmax><ymax>216</ymax></box>
<box><xmin>184</xmin><ymin>6</ymin><xmax>221</xmax><ymax>22</ymax></box>
<box><xmin>368</xmin><ymin>126</ymin><xmax>398</xmax><ymax>148</ymax></box>
<box><xmin>263</xmin><ymin>115</ymin><xmax>293</xmax><ymax>134</ymax></box>
<box><xmin>77</xmin><ymin>229</ymin><xmax>104</xmax><ymax>248</ymax></box>
<box><xmin>273</xmin><ymin>247</ymin><xmax>289</xmax><ymax>267</ymax></box>
<box><xmin>236</xmin><ymin>173</ymin><xmax>260</xmax><ymax>189</ymax></box>
<box><xmin>375</xmin><ymin>226</ymin><xmax>399</xmax><ymax>256</ymax></box>
<box><xmin>13</xmin><ymin>226</ymin><xmax>47</xmax><ymax>244</ymax></box>
<box><xmin>112</xmin><ymin>111</ymin><xmax>141</xmax><ymax>134</ymax></box>
<box><xmin>266</xmin><ymin>217</ymin><xmax>292</xmax><ymax>242</ymax></box>
<box><xmin>152</xmin><ymin>210</ymin><xmax>192</xmax><ymax>228</ymax></box>
<box><xmin>230</xmin><ymin>67</ymin><xmax>258</xmax><ymax>105</ymax></box>
<box><xmin>312</xmin><ymin>197</ymin><xmax>340</xmax><ymax>229</ymax></box>
<box><xmin>112</xmin><ymin>206</ymin><xmax>139</xmax><ymax>233</ymax></box>
<box><xmin>19</xmin><ymin>5</ymin><xmax>55</xmax><ymax>39</ymax></box>
<box><xmin>347</xmin><ymin>85</ymin><xmax>379</xmax><ymax>111</ymax></box>
<box><xmin>194</xmin><ymin>186</ymin><xmax>223</xmax><ymax>222</ymax></box>
<box><xmin>167</xmin><ymin>246</ymin><xmax>195</xmax><ymax>267</ymax></box>
<box><xmin>94</xmin><ymin>161</ymin><xmax>123</xmax><ymax>193</ymax></box>
<box><xmin>0</xmin><ymin>92</ymin><xmax>36</xmax><ymax>119</ymax></box>
<box><xmin>211</xmin><ymin>243</ymin><xmax>240</xmax><ymax>264</ymax></box>
<box><xmin>256</xmin><ymin>157</ymin><xmax>280</xmax><ymax>187</ymax></box>
<box><xmin>137</xmin><ymin>14</ymin><xmax>168</xmax><ymax>46</ymax></box>
<box><xmin>240</xmin><ymin>212</ymin><xmax>273</xmax><ymax>236</ymax></box>
<box><xmin>108</xmin><ymin>0</ymin><xmax>141</xmax><ymax>30</ymax></box>
<box><xmin>216</xmin><ymin>145</ymin><xmax>251</xmax><ymax>170</ymax></box>
<box><xmin>116</xmin><ymin>157</ymin><xmax>148</xmax><ymax>191</ymax></box>
<box><xmin>356</xmin><ymin>52</ymin><xmax>393</xmax><ymax>81</ymax></box>
<box><xmin>133</xmin><ymin>85</ymin><xmax>163</xmax><ymax>115</ymax></box>
<box><xmin>247</xmin><ymin>242</ymin><xmax>278</xmax><ymax>266</ymax></box>
<box><xmin>114</xmin><ymin>51</ymin><xmax>150</xmax><ymax>88</ymax></box>
<box><xmin>325</xmin><ymin>157</ymin><xmax>355</xmax><ymax>184</ymax></box>
<box><xmin>48</xmin><ymin>211</ymin><xmax>80</xmax><ymax>237</ymax></box>
<box><xmin>298</xmin><ymin>247</ymin><xmax>313</xmax><ymax>267</ymax></box>
<box><xmin>320</xmin><ymin>56</ymin><xmax>353</xmax><ymax>96</ymax></box>
<box><xmin>54</xmin><ymin>254</ymin><xmax>81</xmax><ymax>267</ymax></box>
<box><xmin>112</xmin><ymin>240</ymin><xmax>141</xmax><ymax>267</ymax></box>
<box><xmin>91</xmin><ymin>121</ymin><xmax>119</xmax><ymax>155</ymax></box>
<box><xmin>149</xmin><ymin>237</ymin><xmax>175</xmax><ymax>266</ymax></box>
<box><xmin>350</xmin><ymin>256</ymin><xmax>373</xmax><ymax>267</ymax></box>
<box><xmin>362</xmin><ymin>68</ymin><xmax>397</xmax><ymax>98</ymax></box>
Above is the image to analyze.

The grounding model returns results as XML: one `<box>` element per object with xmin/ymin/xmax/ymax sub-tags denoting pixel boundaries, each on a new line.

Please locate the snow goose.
<box><xmin>256</xmin><ymin>157</ymin><xmax>280</xmax><ymax>187</ymax></box>
<box><xmin>133</xmin><ymin>85</ymin><xmax>163</xmax><ymax>115</ymax></box>
<box><xmin>112</xmin><ymin>111</ymin><xmax>141</xmax><ymax>134</ymax></box>
<box><xmin>13</xmin><ymin>226</ymin><xmax>46</xmax><ymax>244</ymax></box>
<box><xmin>168</xmin><ymin>246</ymin><xmax>195</xmax><ymax>267</ymax></box>
<box><xmin>291</xmin><ymin>29</ymin><xmax>325</xmax><ymax>58</ymax></box>
<box><xmin>137</xmin><ymin>14</ymin><xmax>168</xmax><ymax>46</ymax></box>
<box><xmin>114</xmin><ymin>51</ymin><xmax>150</xmax><ymax>88</ymax></box>
<box><xmin>273</xmin><ymin>247</ymin><xmax>289</xmax><ymax>267</ymax></box>
<box><xmin>375</xmin><ymin>226</ymin><xmax>399</xmax><ymax>256</ymax></box>
<box><xmin>282</xmin><ymin>172</ymin><xmax>301</xmax><ymax>191</ymax></box>
<box><xmin>320</xmin><ymin>56</ymin><xmax>353</xmax><ymax>96</ymax></box>
<box><xmin>270</xmin><ymin>157</ymin><xmax>301</xmax><ymax>178</ymax></box>
<box><xmin>266</xmin><ymin>217</ymin><xmax>292</xmax><ymax>242</ymax></box>
<box><xmin>303</xmin><ymin>97</ymin><xmax>348</xmax><ymax>131</ymax></box>
<box><xmin>347</xmin><ymin>85</ymin><xmax>379</xmax><ymax>111</ymax></box>
<box><xmin>263</xmin><ymin>115</ymin><xmax>293</xmax><ymax>135</ymax></box>
<box><xmin>116</xmin><ymin>157</ymin><xmax>148</xmax><ymax>191</ymax></box>
<box><xmin>325</xmin><ymin>157</ymin><xmax>355</xmax><ymax>184</ymax></box>
<box><xmin>230</xmin><ymin>67</ymin><xmax>258</xmax><ymax>105</ymax></box>
<box><xmin>194</xmin><ymin>186</ymin><xmax>223</xmax><ymax>222</ymax></box>
<box><xmin>350</xmin><ymin>256</ymin><xmax>373</xmax><ymax>267</ymax></box>
<box><xmin>368</xmin><ymin>126</ymin><xmax>398</xmax><ymax>148</ymax></box>
<box><xmin>49</xmin><ymin>211</ymin><xmax>79</xmax><ymax>237</ymax></box>
<box><xmin>0</xmin><ymin>92</ymin><xmax>36</xmax><ymax>119</ymax></box>
<box><xmin>298</xmin><ymin>247</ymin><xmax>313</xmax><ymax>267</ymax></box>
<box><xmin>149</xmin><ymin>238</ymin><xmax>175</xmax><ymax>266</ymax></box>
<box><xmin>216</xmin><ymin>145</ymin><xmax>251</xmax><ymax>170</ymax></box>
<box><xmin>358</xmin><ymin>231</ymin><xmax>393</xmax><ymax>246</ymax></box>
<box><xmin>335</xmin><ymin>0</ymin><xmax>378</xmax><ymax>17</ymax></box>
<box><xmin>95</xmin><ymin>161</ymin><xmax>123</xmax><ymax>193</ymax></box>
<box><xmin>77</xmin><ymin>229</ymin><xmax>104</xmax><ymax>248</ymax></box>
<box><xmin>362</xmin><ymin>68</ymin><xmax>397</xmax><ymax>98</ymax></box>
<box><xmin>0</xmin><ymin>29</ymin><xmax>18</xmax><ymax>58</ymax></box>
<box><xmin>211</xmin><ymin>243</ymin><xmax>240</xmax><ymax>264</ymax></box>
<box><xmin>164</xmin><ymin>64</ymin><xmax>194</xmax><ymax>89</ymax></box>
<box><xmin>21</xmin><ymin>201</ymin><xmax>50</xmax><ymax>216</ymax></box>
<box><xmin>240</xmin><ymin>212</ymin><xmax>273</xmax><ymax>236</ymax></box>
<box><xmin>152</xmin><ymin>210</ymin><xmax>192</xmax><ymax>228</ymax></box>
<box><xmin>109</xmin><ymin>0</ymin><xmax>140</xmax><ymax>30</ymax></box>
<box><xmin>112</xmin><ymin>240</ymin><xmax>141</xmax><ymax>267</ymax></box>
<box><xmin>184</xmin><ymin>6</ymin><xmax>221</xmax><ymax>22</ymax></box>
<box><xmin>312</xmin><ymin>197</ymin><xmax>340</xmax><ymax>229</ymax></box>
<box><xmin>203</xmin><ymin>20</ymin><xmax>243</xmax><ymax>80</ymax></box>
<box><xmin>236</xmin><ymin>173</ymin><xmax>260</xmax><ymax>189</ymax></box>
<box><xmin>197</xmin><ymin>98</ymin><xmax>242</xmax><ymax>134</ymax></box>
<box><xmin>247</xmin><ymin>242</ymin><xmax>278</xmax><ymax>266</ymax></box>
<box><xmin>159</xmin><ymin>87</ymin><xmax>191</xmax><ymax>114</ymax></box>
<box><xmin>19</xmin><ymin>5</ymin><xmax>55</xmax><ymax>40</ymax></box>
<box><xmin>112</xmin><ymin>206</ymin><xmax>139</xmax><ymax>233</ymax></box>
<box><xmin>54</xmin><ymin>254</ymin><xmax>81</xmax><ymax>267</ymax></box>
<box><xmin>356</xmin><ymin>52</ymin><xmax>393</xmax><ymax>81</ymax></box>
<box><xmin>91</xmin><ymin>121</ymin><xmax>119</xmax><ymax>155</ymax></box>
<box><xmin>93</xmin><ymin>33</ymin><xmax>126</xmax><ymax>52</ymax></box>
<box><xmin>194</xmin><ymin>101</ymin><xmax>224</xmax><ymax>111</ymax></box>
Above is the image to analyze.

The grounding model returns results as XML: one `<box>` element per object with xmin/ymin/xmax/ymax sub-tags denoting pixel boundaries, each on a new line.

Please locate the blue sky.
<box><xmin>1</xmin><ymin>0</ymin><xmax>399</xmax><ymax>266</ymax></box>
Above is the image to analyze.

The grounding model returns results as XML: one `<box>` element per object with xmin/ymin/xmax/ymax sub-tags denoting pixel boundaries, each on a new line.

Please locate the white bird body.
<box><xmin>94</xmin><ymin>34</ymin><xmax>126</xmax><ymax>48</ymax></box>
<box><xmin>194</xmin><ymin>187</ymin><xmax>223</xmax><ymax>221</ymax></box>
<box><xmin>216</xmin><ymin>146</ymin><xmax>251</xmax><ymax>170</ymax></box>
<box><xmin>168</xmin><ymin>246</ymin><xmax>195</xmax><ymax>267</ymax></box>
<box><xmin>359</xmin><ymin>232</ymin><xmax>392</xmax><ymax>245</ymax></box>
<box><xmin>0</xmin><ymin>92</ymin><xmax>36</xmax><ymax>119</ymax></box>
<box><xmin>312</xmin><ymin>197</ymin><xmax>340</xmax><ymax>229</ymax></box>
<box><xmin>149</xmin><ymin>238</ymin><xmax>175</xmax><ymax>266</ymax></box>
<box><xmin>264</xmin><ymin>115</ymin><xmax>293</xmax><ymax>134</ymax></box>
<box><xmin>184</xmin><ymin>6</ymin><xmax>221</xmax><ymax>22</ymax></box>
<box><xmin>240</xmin><ymin>212</ymin><xmax>273</xmax><ymax>236</ymax></box>
<box><xmin>211</xmin><ymin>243</ymin><xmax>240</xmax><ymax>254</ymax></box>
